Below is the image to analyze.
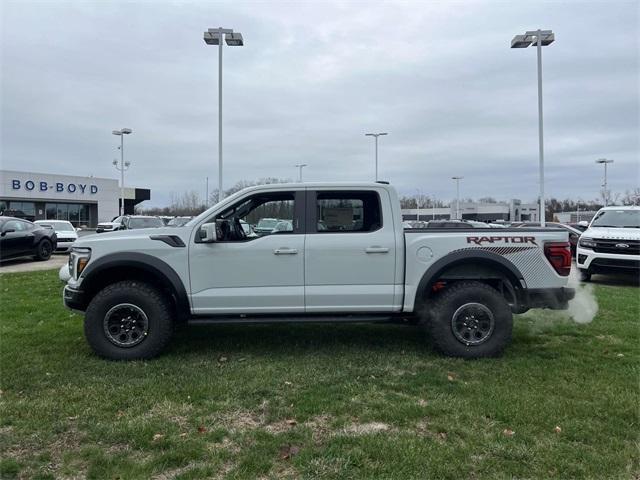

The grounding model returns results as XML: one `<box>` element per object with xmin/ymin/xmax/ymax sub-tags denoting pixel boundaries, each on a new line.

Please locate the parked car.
<box><xmin>425</xmin><ymin>220</ymin><xmax>490</xmax><ymax>228</ymax></box>
<box><xmin>97</xmin><ymin>215</ymin><xmax>164</xmax><ymax>233</ymax></box>
<box><xmin>60</xmin><ymin>182</ymin><xmax>574</xmax><ymax>361</ymax></box>
<box><xmin>34</xmin><ymin>220</ymin><xmax>78</xmax><ymax>252</ymax></box>
<box><xmin>0</xmin><ymin>216</ymin><xmax>57</xmax><ymax>261</ymax></box>
<box><xmin>167</xmin><ymin>217</ymin><xmax>193</xmax><ymax>227</ymax></box>
<box><xmin>515</xmin><ymin>222</ymin><xmax>582</xmax><ymax>255</ymax></box>
<box><xmin>96</xmin><ymin>216</ymin><xmax>124</xmax><ymax>233</ymax></box>
<box><xmin>576</xmin><ymin>206</ymin><xmax>639</xmax><ymax>281</ymax></box>
<box><xmin>239</xmin><ymin>220</ymin><xmax>258</xmax><ymax>238</ymax></box>
<box><xmin>567</xmin><ymin>222</ymin><xmax>589</xmax><ymax>232</ymax></box>
<box><xmin>272</xmin><ymin>220</ymin><xmax>293</xmax><ymax>233</ymax></box>
<box><xmin>254</xmin><ymin>218</ymin><xmax>280</xmax><ymax>235</ymax></box>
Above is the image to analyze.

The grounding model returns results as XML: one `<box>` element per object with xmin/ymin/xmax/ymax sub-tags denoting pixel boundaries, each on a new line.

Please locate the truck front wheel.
<box><xmin>84</xmin><ymin>281</ymin><xmax>174</xmax><ymax>360</ymax></box>
<box><xmin>426</xmin><ymin>281</ymin><xmax>512</xmax><ymax>358</ymax></box>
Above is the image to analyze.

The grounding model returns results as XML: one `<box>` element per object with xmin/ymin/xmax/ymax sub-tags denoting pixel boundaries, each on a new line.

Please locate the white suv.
<box><xmin>576</xmin><ymin>206</ymin><xmax>640</xmax><ymax>281</ymax></box>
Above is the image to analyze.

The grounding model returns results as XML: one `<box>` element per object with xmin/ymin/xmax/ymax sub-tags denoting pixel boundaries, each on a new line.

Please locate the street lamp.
<box><xmin>511</xmin><ymin>29</ymin><xmax>555</xmax><ymax>227</ymax></box>
<box><xmin>452</xmin><ymin>176</ymin><xmax>463</xmax><ymax>220</ymax></box>
<box><xmin>365</xmin><ymin>132</ymin><xmax>388</xmax><ymax>181</ymax></box>
<box><xmin>204</xmin><ymin>27</ymin><xmax>244</xmax><ymax>201</ymax></box>
<box><xmin>294</xmin><ymin>164</ymin><xmax>308</xmax><ymax>182</ymax></box>
<box><xmin>112</xmin><ymin>128</ymin><xmax>132</xmax><ymax>216</ymax></box>
<box><xmin>595</xmin><ymin>158</ymin><xmax>614</xmax><ymax>206</ymax></box>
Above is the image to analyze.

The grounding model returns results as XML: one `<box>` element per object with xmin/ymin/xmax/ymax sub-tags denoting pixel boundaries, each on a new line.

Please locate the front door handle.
<box><xmin>365</xmin><ymin>246</ymin><xmax>389</xmax><ymax>254</ymax></box>
<box><xmin>274</xmin><ymin>248</ymin><xmax>298</xmax><ymax>255</ymax></box>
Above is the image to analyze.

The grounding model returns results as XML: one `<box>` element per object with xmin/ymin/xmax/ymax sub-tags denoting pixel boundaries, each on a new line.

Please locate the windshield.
<box><xmin>257</xmin><ymin>219</ymin><xmax>278</xmax><ymax>229</ymax></box>
<box><xmin>590</xmin><ymin>209</ymin><xmax>639</xmax><ymax>228</ymax></box>
<box><xmin>44</xmin><ymin>222</ymin><xmax>74</xmax><ymax>232</ymax></box>
<box><xmin>128</xmin><ymin>217</ymin><xmax>164</xmax><ymax>229</ymax></box>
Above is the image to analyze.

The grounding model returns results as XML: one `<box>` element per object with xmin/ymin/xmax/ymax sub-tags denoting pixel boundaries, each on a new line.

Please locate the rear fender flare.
<box><xmin>414</xmin><ymin>249</ymin><xmax>526</xmax><ymax>311</ymax></box>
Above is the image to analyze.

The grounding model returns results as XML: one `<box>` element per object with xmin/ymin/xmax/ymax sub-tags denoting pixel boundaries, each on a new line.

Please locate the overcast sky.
<box><xmin>1</xmin><ymin>0</ymin><xmax>638</xmax><ymax>207</ymax></box>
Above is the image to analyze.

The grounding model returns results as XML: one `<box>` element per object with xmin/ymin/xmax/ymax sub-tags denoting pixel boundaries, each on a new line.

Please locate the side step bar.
<box><xmin>188</xmin><ymin>314</ymin><xmax>397</xmax><ymax>326</ymax></box>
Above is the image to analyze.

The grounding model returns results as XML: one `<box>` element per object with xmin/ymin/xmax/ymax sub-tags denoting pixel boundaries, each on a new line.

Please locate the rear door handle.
<box><xmin>274</xmin><ymin>248</ymin><xmax>298</xmax><ymax>255</ymax></box>
<box><xmin>365</xmin><ymin>246</ymin><xmax>389</xmax><ymax>254</ymax></box>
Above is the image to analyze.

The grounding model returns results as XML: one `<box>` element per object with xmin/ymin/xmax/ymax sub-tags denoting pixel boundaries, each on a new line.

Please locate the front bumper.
<box><xmin>576</xmin><ymin>247</ymin><xmax>640</xmax><ymax>273</ymax></box>
<box><xmin>63</xmin><ymin>285</ymin><xmax>86</xmax><ymax>311</ymax></box>
<box><xmin>525</xmin><ymin>287</ymin><xmax>576</xmax><ymax>311</ymax></box>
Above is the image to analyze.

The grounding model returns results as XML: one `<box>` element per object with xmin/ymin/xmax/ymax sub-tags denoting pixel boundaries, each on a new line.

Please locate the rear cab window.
<box><xmin>312</xmin><ymin>190</ymin><xmax>382</xmax><ymax>233</ymax></box>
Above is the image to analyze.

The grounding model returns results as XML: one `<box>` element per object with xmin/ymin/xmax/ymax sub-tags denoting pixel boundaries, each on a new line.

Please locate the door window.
<box><xmin>207</xmin><ymin>192</ymin><xmax>298</xmax><ymax>242</ymax></box>
<box><xmin>315</xmin><ymin>191</ymin><xmax>382</xmax><ymax>233</ymax></box>
<box><xmin>3</xmin><ymin>220</ymin><xmax>27</xmax><ymax>232</ymax></box>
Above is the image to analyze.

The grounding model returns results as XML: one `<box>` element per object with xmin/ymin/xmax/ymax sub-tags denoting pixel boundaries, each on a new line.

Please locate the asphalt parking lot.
<box><xmin>0</xmin><ymin>254</ymin><xmax>68</xmax><ymax>274</ymax></box>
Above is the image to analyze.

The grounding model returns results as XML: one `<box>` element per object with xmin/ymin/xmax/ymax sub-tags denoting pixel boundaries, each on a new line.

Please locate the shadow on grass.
<box><xmin>169</xmin><ymin>322</ymin><xmax>429</xmax><ymax>358</ymax></box>
<box><xmin>587</xmin><ymin>272</ymin><xmax>639</xmax><ymax>287</ymax></box>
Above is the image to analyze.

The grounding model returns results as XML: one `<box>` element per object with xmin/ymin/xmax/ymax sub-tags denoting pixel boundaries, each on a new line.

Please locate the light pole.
<box><xmin>204</xmin><ymin>27</ymin><xmax>244</xmax><ymax>201</ymax></box>
<box><xmin>112</xmin><ymin>128</ymin><xmax>132</xmax><ymax>216</ymax></box>
<box><xmin>365</xmin><ymin>132</ymin><xmax>388</xmax><ymax>181</ymax></box>
<box><xmin>595</xmin><ymin>158</ymin><xmax>614</xmax><ymax>206</ymax></box>
<box><xmin>511</xmin><ymin>29</ymin><xmax>555</xmax><ymax>227</ymax></box>
<box><xmin>295</xmin><ymin>163</ymin><xmax>308</xmax><ymax>182</ymax></box>
<box><xmin>452</xmin><ymin>176</ymin><xmax>463</xmax><ymax>220</ymax></box>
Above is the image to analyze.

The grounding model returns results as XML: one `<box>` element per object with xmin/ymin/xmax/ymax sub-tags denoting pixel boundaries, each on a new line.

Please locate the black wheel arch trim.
<box><xmin>79</xmin><ymin>252</ymin><xmax>190</xmax><ymax>320</ymax></box>
<box><xmin>414</xmin><ymin>249</ymin><xmax>526</xmax><ymax>312</ymax></box>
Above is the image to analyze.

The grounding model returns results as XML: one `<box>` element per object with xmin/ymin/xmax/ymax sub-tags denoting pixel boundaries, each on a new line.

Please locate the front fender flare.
<box><xmin>80</xmin><ymin>252</ymin><xmax>190</xmax><ymax>320</ymax></box>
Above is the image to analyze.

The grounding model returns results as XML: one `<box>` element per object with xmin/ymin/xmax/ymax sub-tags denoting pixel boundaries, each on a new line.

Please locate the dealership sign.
<box><xmin>12</xmin><ymin>179</ymin><xmax>98</xmax><ymax>195</ymax></box>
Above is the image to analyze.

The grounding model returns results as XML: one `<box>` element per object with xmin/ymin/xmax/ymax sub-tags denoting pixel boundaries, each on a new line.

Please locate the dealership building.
<box><xmin>0</xmin><ymin>170</ymin><xmax>150</xmax><ymax>228</ymax></box>
<box><xmin>402</xmin><ymin>199</ymin><xmax>540</xmax><ymax>223</ymax></box>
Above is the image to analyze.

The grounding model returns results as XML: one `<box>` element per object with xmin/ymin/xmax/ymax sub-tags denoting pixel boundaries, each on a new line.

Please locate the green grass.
<box><xmin>0</xmin><ymin>270</ymin><xmax>638</xmax><ymax>479</ymax></box>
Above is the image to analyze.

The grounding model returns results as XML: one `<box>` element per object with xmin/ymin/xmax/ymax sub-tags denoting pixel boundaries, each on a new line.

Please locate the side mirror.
<box><xmin>199</xmin><ymin>223</ymin><xmax>217</xmax><ymax>243</ymax></box>
<box><xmin>1</xmin><ymin>228</ymin><xmax>15</xmax><ymax>237</ymax></box>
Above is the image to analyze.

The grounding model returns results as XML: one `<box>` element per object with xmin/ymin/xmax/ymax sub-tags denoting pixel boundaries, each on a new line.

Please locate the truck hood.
<box><xmin>583</xmin><ymin>227</ymin><xmax>640</xmax><ymax>240</ymax></box>
<box><xmin>74</xmin><ymin>226</ymin><xmax>191</xmax><ymax>248</ymax></box>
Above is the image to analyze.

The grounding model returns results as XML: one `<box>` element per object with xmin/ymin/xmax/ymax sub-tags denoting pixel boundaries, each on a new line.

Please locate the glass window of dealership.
<box><xmin>0</xmin><ymin>170</ymin><xmax>150</xmax><ymax>228</ymax></box>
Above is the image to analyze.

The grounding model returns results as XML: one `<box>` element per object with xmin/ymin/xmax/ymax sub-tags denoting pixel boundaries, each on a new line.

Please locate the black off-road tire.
<box><xmin>34</xmin><ymin>239</ymin><xmax>52</xmax><ymax>261</ymax></box>
<box><xmin>84</xmin><ymin>281</ymin><xmax>174</xmax><ymax>360</ymax></box>
<box><xmin>426</xmin><ymin>281</ymin><xmax>512</xmax><ymax>359</ymax></box>
<box><xmin>578</xmin><ymin>269</ymin><xmax>591</xmax><ymax>282</ymax></box>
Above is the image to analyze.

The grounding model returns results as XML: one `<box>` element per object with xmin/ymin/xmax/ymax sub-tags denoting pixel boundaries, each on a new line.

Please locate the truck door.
<box><xmin>304</xmin><ymin>188</ymin><xmax>398</xmax><ymax>312</ymax></box>
<box><xmin>189</xmin><ymin>190</ymin><xmax>306</xmax><ymax>315</ymax></box>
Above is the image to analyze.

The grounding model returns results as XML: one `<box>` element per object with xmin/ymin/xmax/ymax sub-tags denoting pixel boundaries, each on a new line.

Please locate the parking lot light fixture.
<box><xmin>295</xmin><ymin>164</ymin><xmax>308</xmax><ymax>182</ymax></box>
<box><xmin>365</xmin><ymin>132</ymin><xmax>388</xmax><ymax>181</ymax></box>
<box><xmin>595</xmin><ymin>158</ymin><xmax>614</xmax><ymax>206</ymax></box>
<box><xmin>452</xmin><ymin>176</ymin><xmax>463</xmax><ymax>220</ymax></box>
<box><xmin>203</xmin><ymin>27</ymin><xmax>244</xmax><ymax>201</ymax></box>
<box><xmin>112</xmin><ymin>128</ymin><xmax>133</xmax><ymax>216</ymax></box>
<box><xmin>511</xmin><ymin>29</ymin><xmax>555</xmax><ymax>227</ymax></box>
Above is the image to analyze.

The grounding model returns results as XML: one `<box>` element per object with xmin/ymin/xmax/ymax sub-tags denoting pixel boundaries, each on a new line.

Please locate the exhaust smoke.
<box><xmin>566</xmin><ymin>267</ymin><xmax>598</xmax><ymax>324</ymax></box>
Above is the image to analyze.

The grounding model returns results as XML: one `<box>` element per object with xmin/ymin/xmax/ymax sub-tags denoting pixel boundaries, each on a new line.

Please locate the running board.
<box><xmin>188</xmin><ymin>314</ymin><xmax>396</xmax><ymax>326</ymax></box>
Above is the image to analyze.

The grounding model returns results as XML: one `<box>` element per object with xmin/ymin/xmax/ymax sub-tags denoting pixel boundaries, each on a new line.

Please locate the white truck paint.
<box><xmin>61</xmin><ymin>182</ymin><xmax>574</xmax><ymax>360</ymax></box>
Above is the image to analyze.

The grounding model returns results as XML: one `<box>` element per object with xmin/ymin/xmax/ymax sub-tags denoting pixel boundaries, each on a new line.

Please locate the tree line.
<box><xmin>137</xmin><ymin>182</ymin><xmax>640</xmax><ymax>218</ymax></box>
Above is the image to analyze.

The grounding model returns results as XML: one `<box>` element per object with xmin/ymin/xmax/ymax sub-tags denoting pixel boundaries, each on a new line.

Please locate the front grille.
<box><xmin>592</xmin><ymin>238</ymin><xmax>640</xmax><ymax>256</ymax></box>
<box><xmin>591</xmin><ymin>258</ymin><xmax>640</xmax><ymax>270</ymax></box>
<box><xmin>57</xmin><ymin>238</ymin><xmax>73</xmax><ymax>242</ymax></box>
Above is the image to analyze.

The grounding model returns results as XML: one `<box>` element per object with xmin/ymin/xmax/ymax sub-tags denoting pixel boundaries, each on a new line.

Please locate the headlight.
<box><xmin>579</xmin><ymin>237</ymin><xmax>596</xmax><ymax>249</ymax></box>
<box><xmin>69</xmin><ymin>247</ymin><xmax>91</xmax><ymax>279</ymax></box>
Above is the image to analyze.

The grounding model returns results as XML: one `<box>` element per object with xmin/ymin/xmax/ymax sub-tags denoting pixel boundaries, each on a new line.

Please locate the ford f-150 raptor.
<box><xmin>60</xmin><ymin>182</ymin><xmax>574</xmax><ymax>360</ymax></box>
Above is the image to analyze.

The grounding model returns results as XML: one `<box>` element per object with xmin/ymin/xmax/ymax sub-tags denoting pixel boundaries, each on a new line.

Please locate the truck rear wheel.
<box><xmin>84</xmin><ymin>281</ymin><xmax>174</xmax><ymax>360</ymax></box>
<box><xmin>426</xmin><ymin>281</ymin><xmax>512</xmax><ymax>358</ymax></box>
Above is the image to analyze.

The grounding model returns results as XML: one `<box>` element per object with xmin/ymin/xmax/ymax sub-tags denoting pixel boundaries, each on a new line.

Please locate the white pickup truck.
<box><xmin>61</xmin><ymin>182</ymin><xmax>574</xmax><ymax>360</ymax></box>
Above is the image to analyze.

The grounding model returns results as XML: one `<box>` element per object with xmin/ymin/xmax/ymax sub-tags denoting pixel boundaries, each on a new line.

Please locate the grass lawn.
<box><xmin>0</xmin><ymin>270</ymin><xmax>638</xmax><ymax>479</ymax></box>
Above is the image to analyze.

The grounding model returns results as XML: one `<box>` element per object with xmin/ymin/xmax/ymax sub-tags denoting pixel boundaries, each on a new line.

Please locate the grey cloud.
<box><xmin>1</xmin><ymin>0</ymin><xmax>638</xmax><ymax>207</ymax></box>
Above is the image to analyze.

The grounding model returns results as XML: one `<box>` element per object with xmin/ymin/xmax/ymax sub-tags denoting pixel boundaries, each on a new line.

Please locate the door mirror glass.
<box><xmin>199</xmin><ymin>223</ymin><xmax>217</xmax><ymax>243</ymax></box>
